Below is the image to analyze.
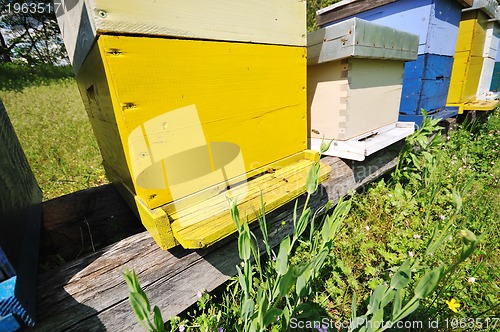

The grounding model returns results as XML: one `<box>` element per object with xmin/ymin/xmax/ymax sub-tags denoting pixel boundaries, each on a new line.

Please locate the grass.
<box><xmin>126</xmin><ymin>111</ymin><xmax>500</xmax><ymax>331</ymax></box>
<box><xmin>0</xmin><ymin>64</ymin><xmax>107</xmax><ymax>200</ymax></box>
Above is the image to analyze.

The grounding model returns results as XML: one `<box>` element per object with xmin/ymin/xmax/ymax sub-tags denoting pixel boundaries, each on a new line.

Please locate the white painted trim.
<box><xmin>309</xmin><ymin>122</ymin><xmax>415</xmax><ymax>161</ymax></box>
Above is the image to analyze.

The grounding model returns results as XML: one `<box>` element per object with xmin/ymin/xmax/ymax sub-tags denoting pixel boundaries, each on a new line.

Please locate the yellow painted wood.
<box><xmin>170</xmin><ymin>153</ymin><xmax>330</xmax><ymax>248</ymax></box>
<box><xmin>56</xmin><ymin>0</ymin><xmax>306</xmax><ymax>73</ymax></box>
<box><xmin>447</xmin><ymin>10</ymin><xmax>489</xmax><ymax>105</ymax></box>
<box><xmin>78</xmin><ymin>35</ymin><xmax>306</xmax><ymax>211</ymax></box>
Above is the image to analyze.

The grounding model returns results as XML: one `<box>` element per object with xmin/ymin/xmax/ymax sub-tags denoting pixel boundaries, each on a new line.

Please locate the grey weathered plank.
<box><xmin>33</xmin><ymin>147</ymin><xmax>399</xmax><ymax>331</ymax></box>
<box><xmin>316</xmin><ymin>0</ymin><xmax>398</xmax><ymax>27</ymax></box>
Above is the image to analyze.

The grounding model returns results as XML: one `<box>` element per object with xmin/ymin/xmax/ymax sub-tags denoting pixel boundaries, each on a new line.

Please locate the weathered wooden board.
<box><xmin>33</xmin><ymin>148</ymin><xmax>401</xmax><ymax>331</ymax></box>
<box><xmin>56</xmin><ymin>0</ymin><xmax>306</xmax><ymax>73</ymax></box>
<box><xmin>307</xmin><ymin>18</ymin><xmax>418</xmax><ymax>65</ymax></box>
<box><xmin>317</xmin><ymin>0</ymin><xmax>464</xmax><ymax>56</ymax></box>
<box><xmin>0</xmin><ymin>99</ymin><xmax>42</xmax><ymax>328</ymax></box>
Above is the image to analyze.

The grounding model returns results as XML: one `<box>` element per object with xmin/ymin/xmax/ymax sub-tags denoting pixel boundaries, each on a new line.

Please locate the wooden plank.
<box><xmin>317</xmin><ymin>0</ymin><xmax>463</xmax><ymax>57</ymax></box>
<box><xmin>33</xmin><ymin>148</ymin><xmax>401</xmax><ymax>331</ymax></box>
<box><xmin>310</xmin><ymin>122</ymin><xmax>414</xmax><ymax>161</ymax></box>
<box><xmin>316</xmin><ymin>0</ymin><xmax>398</xmax><ymax>26</ymax></box>
<box><xmin>79</xmin><ymin>35</ymin><xmax>307</xmax><ymax>212</ymax></box>
<box><xmin>56</xmin><ymin>0</ymin><xmax>306</xmax><ymax>73</ymax></box>
<box><xmin>171</xmin><ymin>157</ymin><xmax>330</xmax><ymax>248</ymax></box>
<box><xmin>308</xmin><ymin>58</ymin><xmax>403</xmax><ymax>141</ymax></box>
<box><xmin>307</xmin><ymin>18</ymin><xmax>418</xmax><ymax>65</ymax></box>
<box><xmin>0</xmin><ymin>99</ymin><xmax>42</xmax><ymax>328</ymax></box>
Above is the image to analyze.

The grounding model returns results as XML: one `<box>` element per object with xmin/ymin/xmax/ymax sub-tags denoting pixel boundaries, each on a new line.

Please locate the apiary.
<box><xmin>307</xmin><ymin>18</ymin><xmax>417</xmax><ymax>160</ymax></box>
<box><xmin>447</xmin><ymin>0</ymin><xmax>500</xmax><ymax>112</ymax></box>
<box><xmin>56</xmin><ymin>0</ymin><xmax>330</xmax><ymax>249</ymax></box>
<box><xmin>316</xmin><ymin>0</ymin><xmax>473</xmax><ymax>123</ymax></box>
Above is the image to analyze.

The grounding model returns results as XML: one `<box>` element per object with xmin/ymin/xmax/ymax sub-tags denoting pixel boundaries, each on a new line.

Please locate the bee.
<box><xmin>266</xmin><ymin>168</ymin><xmax>276</xmax><ymax>174</ymax></box>
<box><xmin>311</xmin><ymin>129</ymin><xmax>320</xmax><ymax>135</ymax></box>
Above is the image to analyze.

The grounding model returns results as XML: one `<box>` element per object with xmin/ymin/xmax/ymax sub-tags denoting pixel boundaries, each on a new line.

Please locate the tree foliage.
<box><xmin>307</xmin><ymin>0</ymin><xmax>343</xmax><ymax>32</ymax></box>
<box><xmin>0</xmin><ymin>0</ymin><xmax>68</xmax><ymax>65</ymax></box>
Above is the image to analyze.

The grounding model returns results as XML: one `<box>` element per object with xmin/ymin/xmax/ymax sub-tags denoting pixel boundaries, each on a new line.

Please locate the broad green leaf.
<box><xmin>276</xmin><ymin>237</ymin><xmax>291</xmax><ymax>275</ymax></box>
<box><xmin>153</xmin><ymin>306</ymin><xmax>165</xmax><ymax>332</ymax></box>
<box><xmin>367</xmin><ymin>284</ymin><xmax>387</xmax><ymax>314</ymax></box>
<box><xmin>367</xmin><ymin>308</ymin><xmax>384</xmax><ymax>332</ymax></box>
<box><xmin>238</xmin><ymin>231</ymin><xmax>252</xmax><ymax>261</ymax></box>
<box><xmin>393</xmin><ymin>298</ymin><xmax>420</xmax><ymax>322</ymax></box>
<box><xmin>129</xmin><ymin>292</ymin><xmax>150</xmax><ymax>322</ymax></box>
<box><xmin>306</xmin><ymin>162</ymin><xmax>321</xmax><ymax>194</ymax></box>
<box><xmin>241</xmin><ymin>298</ymin><xmax>255</xmax><ymax>321</ymax></box>
<box><xmin>236</xmin><ymin>265</ymin><xmax>249</xmax><ymax>297</ymax></box>
<box><xmin>263</xmin><ymin>308</ymin><xmax>282</xmax><ymax>326</ymax></box>
<box><xmin>320</xmin><ymin>139</ymin><xmax>333</xmax><ymax>154</ymax></box>
<box><xmin>278</xmin><ymin>266</ymin><xmax>295</xmax><ymax>298</ymax></box>
<box><xmin>295</xmin><ymin>208</ymin><xmax>311</xmax><ymax>239</ymax></box>
<box><xmin>391</xmin><ymin>289</ymin><xmax>403</xmax><ymax>321</ymax></box>
<box><xmin>381</xmin><ymin>289</ymin><xmax>396</xmax><ymax>308</ymax></box>
<box><xmin>414</xmin><ymin>265</ymin><xmax>444</xmax><ymax>299</ymax></box>
<box><xmin>296</xmin><ymin>273</ymin><xmax>307</xmax><ymax>298</ymax></box>
<box><xmin>390</xmin><ymin>267</ymin><xmax>411</xmax><ymax>290</ymax></box>
<box><xmin>351</xmin><ymin>292</ymin><xmax>358</xmax><ymax>321</ymax></box>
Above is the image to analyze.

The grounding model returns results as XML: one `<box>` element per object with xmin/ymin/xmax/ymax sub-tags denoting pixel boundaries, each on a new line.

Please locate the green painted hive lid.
<box><xmin>307</xmin><ymin>17</ymin><xmax>419</xmax><ymax>65</ymax></box>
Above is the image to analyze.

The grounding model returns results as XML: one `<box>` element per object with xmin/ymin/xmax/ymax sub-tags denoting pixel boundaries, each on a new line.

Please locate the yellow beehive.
<box><xmin>447</xmin><ymin>1</ymin><xmax>500</xmax><ymax>112</ymax></box>
<box><xmin>57</xmin><ymin>1</ymin><xmax>329</xmax><ymax>249</ymax></box>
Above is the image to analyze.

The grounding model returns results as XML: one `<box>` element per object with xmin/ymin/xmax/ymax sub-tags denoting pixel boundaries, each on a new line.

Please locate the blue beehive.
<box><xmin>491</xmin><ymin>41</ymin><xmax>500</xmax><ymax>91</ymax></box>
<box><xmin>317</xmin><ymin>0</ymin><xmax>472</xmax><ymax>124</ymax></box>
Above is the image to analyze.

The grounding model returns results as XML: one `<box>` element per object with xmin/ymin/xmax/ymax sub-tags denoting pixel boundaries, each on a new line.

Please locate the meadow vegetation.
<box><xmin>125</xmin><ymin>111</ymin><xmax>500</xmax><ymax>331</ymax></box>
<box><xmin>0</xmin><ymin>63</ymin><xmax>107</xmax><ymax>200</ymax></box>
<box><xmin>1</xmin><ymin>57</ymin><xmax>498</xmax><ymax>332</ymax></box>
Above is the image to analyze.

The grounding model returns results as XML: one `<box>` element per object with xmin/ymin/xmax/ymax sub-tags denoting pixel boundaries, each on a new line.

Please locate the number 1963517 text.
<box><xmin>3</xmin><ymin>2</ymin><xmax>55</xmax><ymax>15</ymax></box>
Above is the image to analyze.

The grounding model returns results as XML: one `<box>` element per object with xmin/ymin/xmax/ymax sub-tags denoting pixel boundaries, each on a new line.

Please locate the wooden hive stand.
<box><xmin>447</xmin><ymin>0</ymin><xmax>500</xmax><ymax>113</ymax></box>
<box><xmin>55</xmin><ymin>0</ymin><xmax>329</xmax><ymax>249</ymax></box>
<box><xmin>0</xmin><ymin>99</ymin><xmax>43</xmax><ymax>330</ymax></box>
<box><xmin>307</xmin><ymin>18</ymin><xmax>418</xmax><ymax>161</ymax></box>
<box><xmin>316</xmin><ymin>0</ymin><xmax>474</xmax><ymax>125</ymax></box>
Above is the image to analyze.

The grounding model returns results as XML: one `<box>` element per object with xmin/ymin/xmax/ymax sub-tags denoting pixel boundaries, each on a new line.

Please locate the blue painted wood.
<box><xmin>0</xmin><ymin>314</ymin><xmax>21</xmax><ymax>332</ymax></box>
<box><xmin>0</xmin><ymin>99</ymin><xmax>42</xmax><ymax>328</ymax></box>
<box><xmin>400</xmin><ymin>54</ymin><xmax>454</xmax><ymax>115</ymax></box>
<box><xmin>398</xmin><ymin>106</ymin><xmax>458</xmax><ymax>125</ymax></box>
<box><xmin>321</xmin><ymin>0</ymin><xmax>462</xmax><ymax>56</ymax></box>
<box><xmin>490</xmin><ymin>62</ymin><xmax>500</xmax><ymax>91</ymax></box>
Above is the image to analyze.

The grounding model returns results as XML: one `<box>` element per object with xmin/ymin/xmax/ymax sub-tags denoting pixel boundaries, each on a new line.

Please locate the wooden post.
<box><xmin>0</xmin><ymin>99</ymin><xmax>42</xmax><ymax>329</ymax></box>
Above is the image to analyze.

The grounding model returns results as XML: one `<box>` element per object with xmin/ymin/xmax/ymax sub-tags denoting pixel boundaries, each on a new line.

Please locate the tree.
<box><xmin>0</xmin><ymin>0</ymin><xmax>68</xmax><ymax>65</ymax></box>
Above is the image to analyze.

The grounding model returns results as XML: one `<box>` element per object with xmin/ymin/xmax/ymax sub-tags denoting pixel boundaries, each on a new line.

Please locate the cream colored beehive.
<box><xmin>307</xmin><ymin>18</ymin><xmax>418</xmax><ymax>159</ymax></box>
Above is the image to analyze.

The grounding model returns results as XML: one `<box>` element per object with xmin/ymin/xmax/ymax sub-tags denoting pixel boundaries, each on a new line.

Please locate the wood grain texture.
<box><xmin>316</xmin><ymin>0</ymin><xmax>398</xmax><ymax>26</ymax></box>
<box><xmin>308</xmin><ymin>58</ymin><xmax>403</xmax><ymax>141</ymax></box>
<box><xmin>56</xmin><ymin>0</ymin><xmax>306</xmax><ymax>73</ymax></box>
<box><xmin>34</xmin><ymin>148</ymin><xmax>400</xmax><ymax>331</ymax></box>
<box><xmin>448</xmin><ymin>10</ymin><xmax>490</xmax><ymax>104</ymax></box>
<box><xmin>308</xmin><ymin>18</ymin><xmax>418</xmax><ymax>65</ymax></box>
<box><xmin>0</xmin><ymin>99</ymin><xmax>42</xmax><ymax>327</ymax></box>
<box><xmin>79</xmin><ymin>35</ymin><xmax>307</xmax><ymax>212</ymax></box>
<box><xmin>400</xmin><ymin>54</ymin><xmax>455</xmax><ymax>115</ymax></box>
<box><xmin>317</xmin><ymin>0</ymin><xmax>463</xmax><ymax>57</ymax></box>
